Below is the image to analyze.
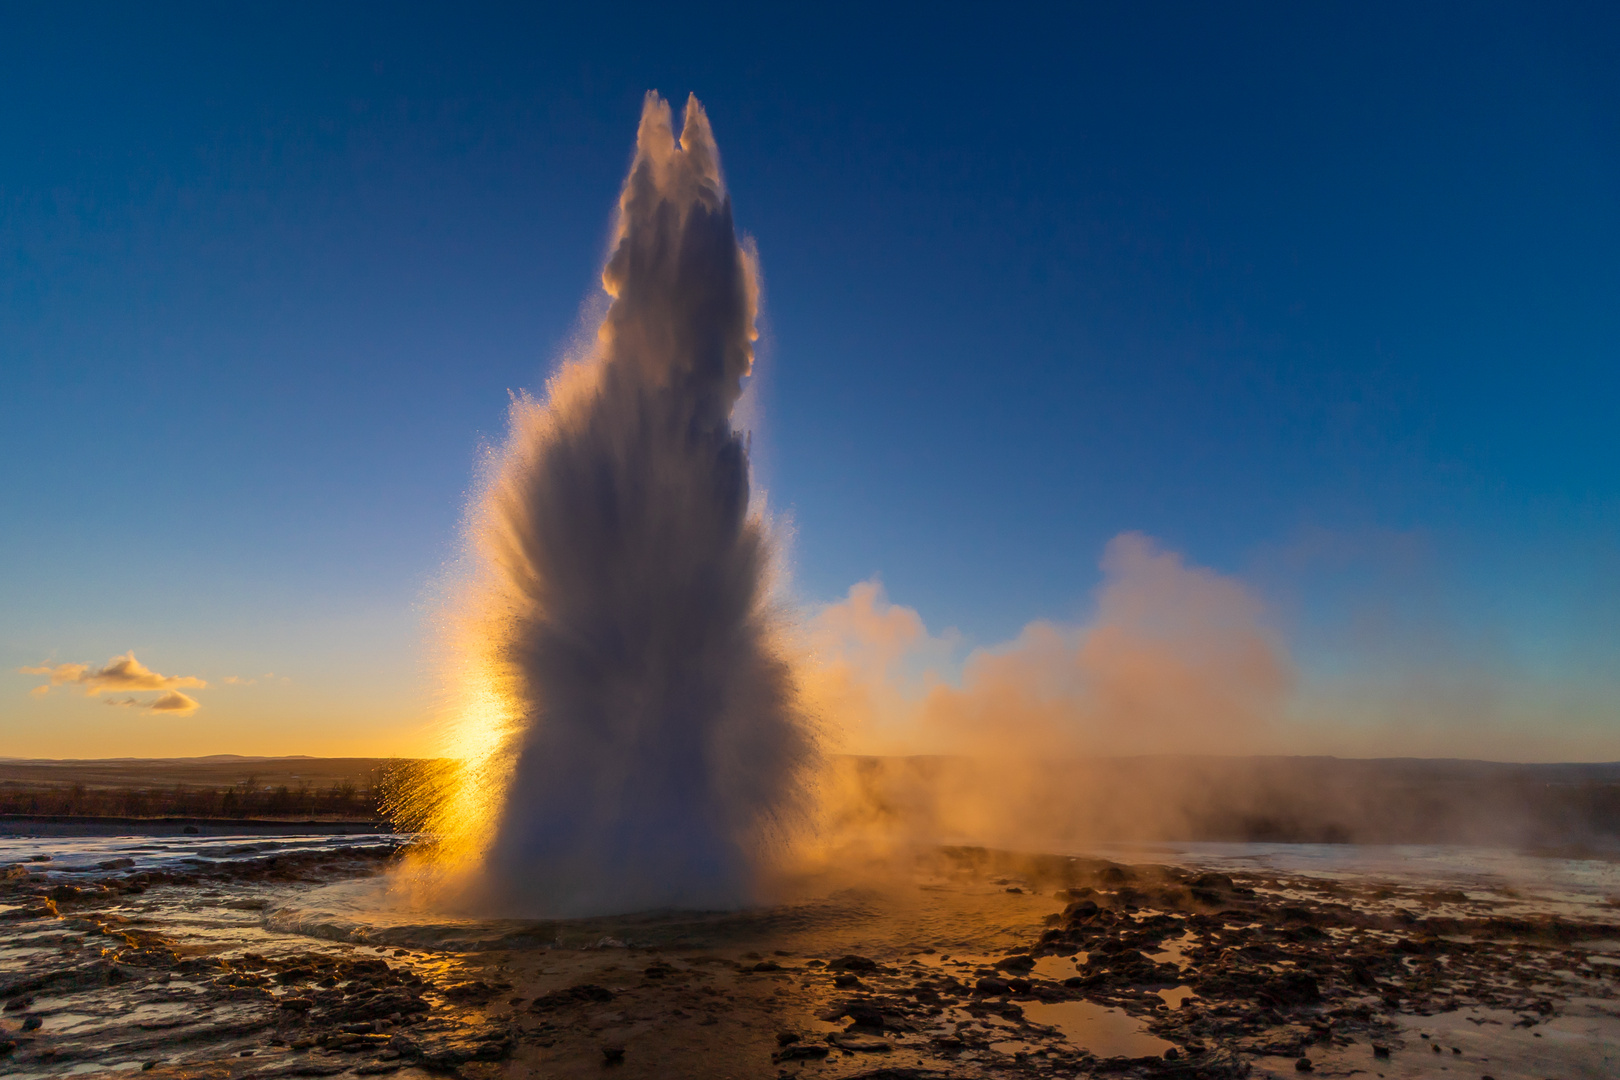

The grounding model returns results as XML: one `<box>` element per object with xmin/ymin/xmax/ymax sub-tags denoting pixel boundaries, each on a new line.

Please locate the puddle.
<box><xmin>1157</xmin><ymin>984</ymin><xmax>1195</xmax><ymax>1008</ymax></box>
<box><xmin>1148</xmin><ymin>929</ymin><xmax>1195</xmax><ymax>966</ymax></box>
<box><xmin>1015</xmin><ymin>999</ymin><xmax>1175</xmax><ymax>1058</ymax></box>
<box><xmin>1030</xmin><ymin>954</ymin><xmax>1080</xmax><ymax>980</ymax></box>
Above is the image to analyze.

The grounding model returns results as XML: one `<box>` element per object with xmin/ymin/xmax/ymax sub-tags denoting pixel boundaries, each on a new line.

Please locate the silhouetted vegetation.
<box><xmin>0</xmin><ymin>758</ymin><xmax>474</xmax><ymax>825</ymax></box>
<box><xmin>0</xmin><ymin>771</ymin><xmax>386</xmax><ymax>820</ymax></box>
<box><xmin>0</xmin><ymin>780</ymin><xmax>375</xmax><ymax>819</ymax></box>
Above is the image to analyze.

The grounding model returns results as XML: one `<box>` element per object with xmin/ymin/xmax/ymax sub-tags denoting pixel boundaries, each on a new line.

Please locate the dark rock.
<box><xmin>1064</xmin><ymin>899</ymin><xmax>1100</xmax><ymax>921</ymax></box>
<box><xmin>1272</xmin><ymin>972</ymin><xmax>1321</xmax><ymax>1005</ymax></box>
<box><xmin>995</xmin><ymin>954</ymin><xmax>1034</xmax><ymax>972</ymax></box>
<box><xmin>1295</xmin><ymin>1057</ymin><xmax>1313</xmax><ymax>1072</ymax></box>
<box><xmin>441</xmin><ymin>980</ymin><xmax>496</xmax><ymax>1003</ymax></box>
<box><xmin>846</xmin><ymin>1004</ymin><xmax>885</xmax><ymax>1029</ymax></box>
<box><xmin>20</xmin><ymin>1016</ymin><xmax>41</xmax><ymax>1031</ymax></box>
<box><xmin>602</xmin><ymin>1045</ymin><xmax>624</xmax><ymax>1064</ymax></box>
<box><xmin>414</xmin><ymin>1031</ymin><xmax>513</xmax><ymax>1067</ymax></box>
<box><xmin>0</xmin><ymin>904</ymin><xmax>56</xmax><ymax>921</ymax></box>
<box><xmin>828</xmin><ymin>955</ymin><xmax>878</xmax><ymax>972</ymax></box>
<box><xmin>773</xmin><ymin>1044</ymin><xmax>829</xmax><ymax>1062</ymax></box>
<box><xmin>833</xmin><ymin>973</ymin><xmax>863</xmax><ymax>988</ymax></box>
<box><xmin>750</xmin><ymin>960</ymin><xmax>783</xmax><ymax>972</ymax></box>
<box><xmin>529</xmin><ymin>983</ymin><xmax>614</xmax><ymax>1011</ymax></box>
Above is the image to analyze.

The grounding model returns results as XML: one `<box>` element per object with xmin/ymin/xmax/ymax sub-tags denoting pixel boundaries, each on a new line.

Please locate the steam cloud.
<box><xmin>800</xmin><ymin>534</ymin><xmax>1308</xmax><ymax>853</ymax></box>
<box><xmin>810</xmin><ymin>532</ymin><xmax>1291</xmax><ymax>757</ymax></box>
<box><xmin>433</xmin><ymin>94</ymin><xmax>816</xmax><ymax>917</ymax></box>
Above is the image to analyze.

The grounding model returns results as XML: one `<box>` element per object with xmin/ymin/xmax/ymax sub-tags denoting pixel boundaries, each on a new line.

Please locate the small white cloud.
<box><xmin>149</xmin><ymin>691</ymin><xmax>200</xmax><ymax>714</ymax></box>
<box><xmin>20</xmin><ymin>662</ymin><xmax>89</xmax><ymax>686</ymax></box>
<box><xmin>22</xmin><ymin>653</ymin><xmax>207</xmax><ymax>714</ymax></box>
<box><xmin>21</xmin><ymin>653</ymin><xmax>205</xmax><ymax>696</ymax></box>
<box><xmin>102</xmin><ymin>691</ymin><xmax>200</xmax><ymax>715</ymax></box>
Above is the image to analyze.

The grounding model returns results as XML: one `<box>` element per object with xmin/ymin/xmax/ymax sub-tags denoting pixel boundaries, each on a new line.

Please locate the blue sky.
<box><xmin>3</xmin><ymin>2</ymin><xmax>1616</xmax><ymax>757</ymax></box>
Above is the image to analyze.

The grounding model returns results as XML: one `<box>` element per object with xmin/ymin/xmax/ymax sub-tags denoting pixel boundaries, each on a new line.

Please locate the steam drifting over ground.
<box><xmin>413</xmin><ymin>93</ymin><xmax>816</xmax><ymax>917</ymax></box>
<box><xmin>808</xmin><ymin>532</ymin><xmax>1292</xmax><ymax>759</ymax></box>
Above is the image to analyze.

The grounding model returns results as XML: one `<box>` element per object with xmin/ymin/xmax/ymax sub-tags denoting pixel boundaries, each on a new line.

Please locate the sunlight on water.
<box><xmin>1000</xmin><ymin>1000</ymin><xmax>1175</xmax><ymax>1059</ymax></box>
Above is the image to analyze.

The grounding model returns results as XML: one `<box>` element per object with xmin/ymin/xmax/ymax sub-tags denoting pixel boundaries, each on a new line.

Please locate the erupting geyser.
<box><xmin>421</xmin><ymin>93</ymin><xmax>817</xmax><ymax>917</ymax></box>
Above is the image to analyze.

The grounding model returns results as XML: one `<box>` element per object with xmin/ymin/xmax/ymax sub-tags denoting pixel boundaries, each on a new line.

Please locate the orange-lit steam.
<box><xmin>796</xmin><ymin>534</ymin><xmax>1308</xmax><ymax>856</ymax></box>
<box><xmin>809</xmin><ymin>532</ymin><xmax>1292</xmax><ymax>759</ymax></box>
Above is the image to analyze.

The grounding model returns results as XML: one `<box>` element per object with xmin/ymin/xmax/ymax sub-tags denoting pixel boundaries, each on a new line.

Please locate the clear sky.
<box><xmin>3</xmin><ymin>2</ymin><xmax>1616</xmax><ymax>759</ymax></box>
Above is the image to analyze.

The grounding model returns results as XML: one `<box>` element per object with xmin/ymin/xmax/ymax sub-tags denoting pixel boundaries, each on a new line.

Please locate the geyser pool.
<box><xmin>415</xmin><ymin>93</ymin><xmax>816</xmax><ymax>918</ymax></box>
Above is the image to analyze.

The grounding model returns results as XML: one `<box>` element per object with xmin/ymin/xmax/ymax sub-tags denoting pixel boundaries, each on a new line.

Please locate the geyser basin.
<box><xmin>6</xmin><ymin>835</ymin><xmax>1620</xmax><ymax>1078</ymax></box>
<box><xmin>413</xmin><ymin>92</ymin><xmax>816</xmax><ymax>918</ymax></box>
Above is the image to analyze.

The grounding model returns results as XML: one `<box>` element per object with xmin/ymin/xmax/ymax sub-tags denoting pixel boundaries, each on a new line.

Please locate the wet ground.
<box><xmin>1</xmin><ymin>835</ymin><xmax>1617</xmax><ymax>1079</ymax></box>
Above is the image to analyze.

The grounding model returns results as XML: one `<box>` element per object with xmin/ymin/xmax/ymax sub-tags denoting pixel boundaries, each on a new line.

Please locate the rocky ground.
<box><xmin>1</xmin><ymin>842</ymin><xmax>1617</xmax><ymax>1078</ymax></box>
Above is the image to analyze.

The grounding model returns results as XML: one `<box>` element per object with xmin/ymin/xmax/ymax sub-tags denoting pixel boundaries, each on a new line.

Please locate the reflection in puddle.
<box><xmin>1016</xmin><ymin>999</ymin><xmax>1175</xmax><ymax>1058</ymax></box>
<box><xmin>1030</xmin><ymin>954</ymin><xmax>1079</xmax><ymax>980</ymax></box>
<box><xmin>1157</xmin><ymin>984</ymin><xmax>1195</xmax><ymax>1008</ymax></box>
<box><xmin>1148</xmin><ymin>929</ymin><xmax>1195</xmax><ymax>966</ymax></box>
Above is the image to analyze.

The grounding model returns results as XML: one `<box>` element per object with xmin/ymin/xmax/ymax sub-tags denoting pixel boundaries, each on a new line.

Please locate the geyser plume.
<box><xmin>413</xmin><ymin>93</ymin><xmax>816</xmax><ymax>917</ymax></box>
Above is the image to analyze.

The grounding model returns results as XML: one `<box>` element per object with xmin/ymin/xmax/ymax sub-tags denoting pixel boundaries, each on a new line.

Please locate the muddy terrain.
<box><xmin>1</xmin><ymin>838</ymin><xmax>1617</xmax><ymax>1079</ymax></box>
